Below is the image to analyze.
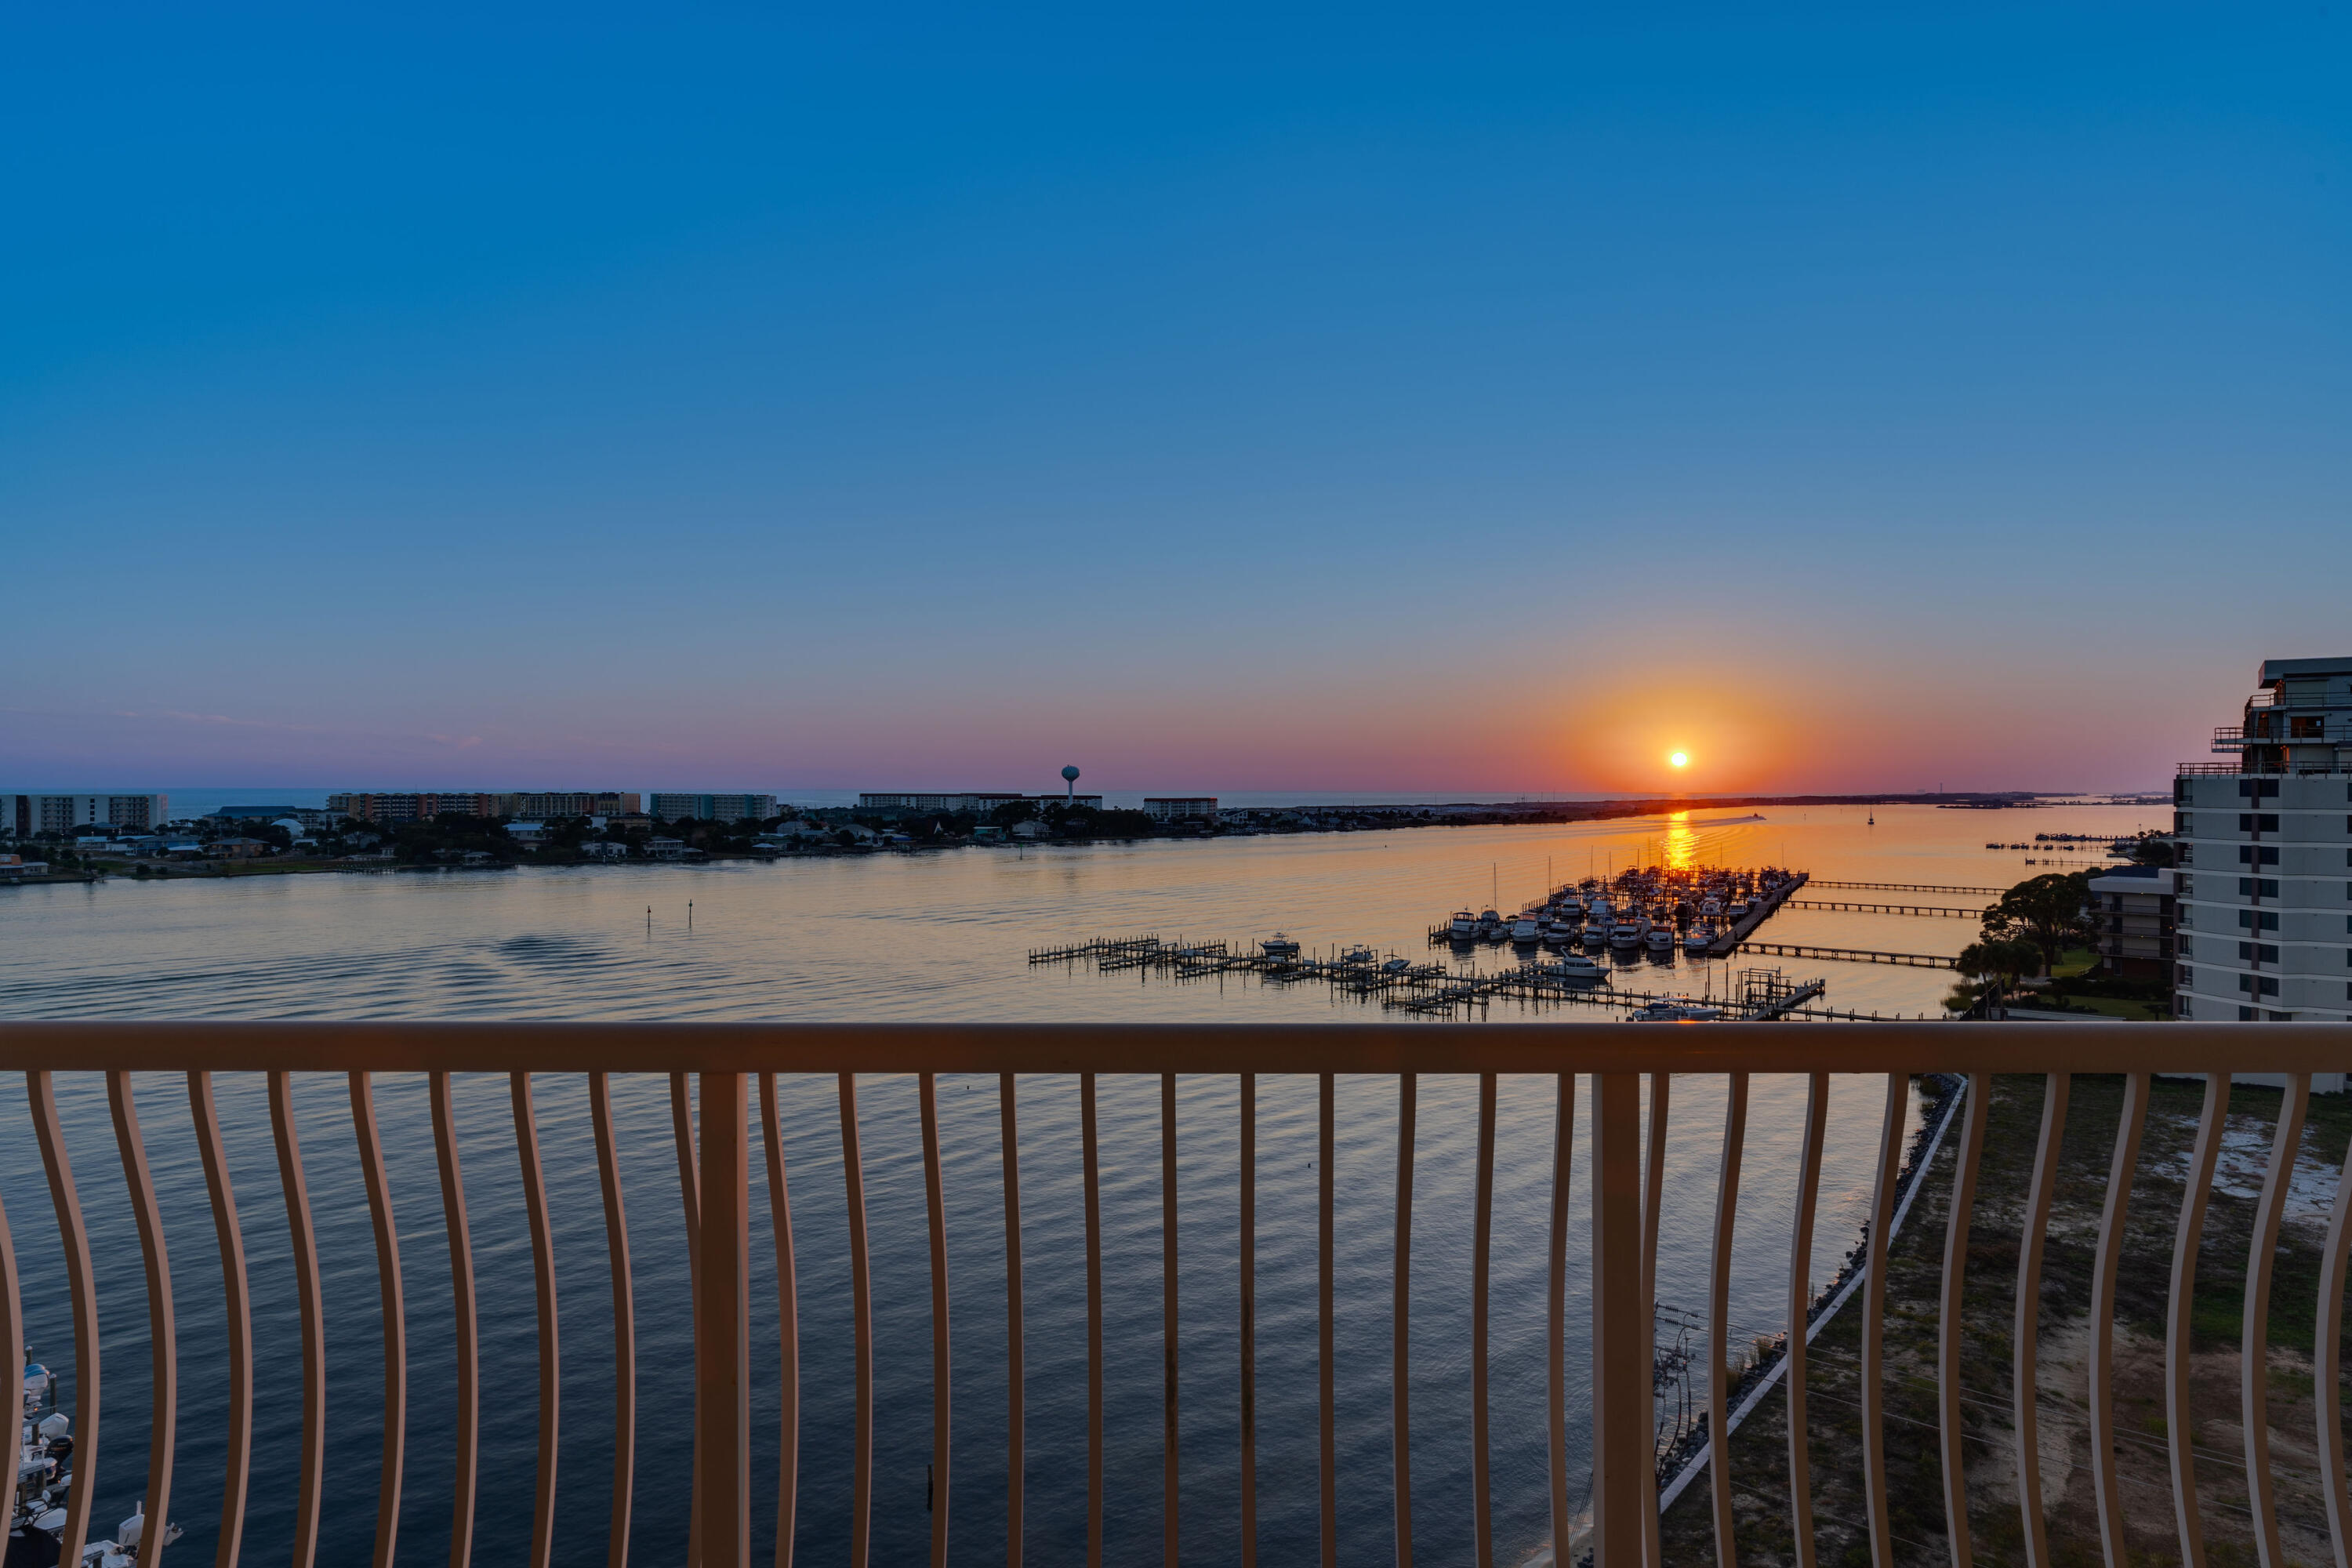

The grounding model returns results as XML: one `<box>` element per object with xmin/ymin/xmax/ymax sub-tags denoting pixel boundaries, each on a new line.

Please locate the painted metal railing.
<box><xmin>4</xmin><ymin>1022</ymin><xmax>2352</xmax><ymax>1568</ymax></box>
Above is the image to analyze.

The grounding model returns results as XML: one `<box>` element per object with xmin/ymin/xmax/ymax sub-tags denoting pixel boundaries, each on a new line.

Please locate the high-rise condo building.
<box><xmin>328</xmin><ymin>791</ymin><xmax>641</xmax><ymax>822</ymax></box>
<box><xmin>2</xmin><ymin>794</ymin><xmax>169</xmax><ymax>837</ymax></box>
<box><xmin>2173</xmin><ymin>655</ymin><xmax>2352</xmax><ymax>1023</ymax></box>
<box><xmin>650</xmin><ymin>793</ymin><xmax>779</xmax><ymax>822</ymax></box>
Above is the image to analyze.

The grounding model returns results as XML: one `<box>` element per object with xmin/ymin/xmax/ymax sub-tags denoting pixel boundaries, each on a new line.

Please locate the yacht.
<box><xmin>1644</xmin><ymin>924</ymin><xmax>1675</xmax><ymax>952</ymax></box>
<box><xmin>1543</xmin><ymin>953</ymin><xmax>1607</xmax><ymax>983</ymax></box>
<box><xmin>1509</xmin><ymin>914</ymin><xmax>1542</xmax><ymax>942</ymax></box>
<box><xmin>1581</xmin><ymin>923</ymin><xmax>1609</xmax><ymax>946</ymax></box>
<box><xmin>1726</xmin><ymin>899</ymin><xmax>1750</xmax><ymax>920</ymax></box>
<box><xmin>1628</xmin><ymin>998</ymin><xmax>1727</xmax><ymax>1022</ymax></box>
<box><xmin>1608</xmin><ymin>917</ymin><xmax>1645</xmax><ymax>948</ymax></box>
<box><xmin>1261</xmin><ymin>933</ymin><xmax>1301</xmax><ymax>957</ymax></box>
<box><xmin>1449</xmin><ymin>909</ymin><xmax>1479</xmax><ymax>939</ymax></box>
<box><xmin>1341</xmin><ymin>945</ymin><xmax>1376</xmax><ymax>965</ymax></box>
<box><xmin>1684</xmin><ymin>924</ymin><xmax>1713</xmax><ymax>953</ymax></box>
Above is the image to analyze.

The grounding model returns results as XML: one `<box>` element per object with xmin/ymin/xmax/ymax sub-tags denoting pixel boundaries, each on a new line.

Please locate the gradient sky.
<box><xmin>5</xmin><ymin>5</ymin><xmax>2347</xmax><ymax>797</ymax></box>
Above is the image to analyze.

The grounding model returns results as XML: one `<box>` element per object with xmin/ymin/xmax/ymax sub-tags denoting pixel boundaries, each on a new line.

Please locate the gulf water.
<box><xmin>0</xmin><ymin>803</ymin><xmax>2158</xmax><ymax>1565</ymax></box>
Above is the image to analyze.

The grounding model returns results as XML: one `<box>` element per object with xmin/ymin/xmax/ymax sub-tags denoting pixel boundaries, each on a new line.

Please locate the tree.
<box><xmin>1978</xmin><ymin>872</ymin><xmax>2092</xmax><ymax>976</ymax></box>
<box><xmin>1953</xmin><ymin>936</ymin><xmax>2042</xmax><ymax>1017</ymax></box>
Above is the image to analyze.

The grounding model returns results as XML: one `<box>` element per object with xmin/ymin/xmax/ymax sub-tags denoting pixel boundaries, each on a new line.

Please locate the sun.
<box><xmin>1669</xmin><ymin>751</ymin><xmax>1690</xmax><ymax>768</ymax></box>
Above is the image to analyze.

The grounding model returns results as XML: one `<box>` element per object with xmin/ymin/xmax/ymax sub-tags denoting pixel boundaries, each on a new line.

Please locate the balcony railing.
<box><xmin>4</xmin><ymin>1022</ymin><xmax>2352</xmax><ymax>1568</ymax></box>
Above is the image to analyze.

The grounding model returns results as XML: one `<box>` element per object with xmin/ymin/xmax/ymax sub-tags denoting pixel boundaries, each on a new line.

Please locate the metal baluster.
<box><xmin>269</xmin><ymin>1069</ymin><xmax>325</xmax><ymax>1568</ymax></box>
<box><xmin>1860</xmin><ymin>1073</ymin><xmax>1906</xmax><ymax>1568</ymax></box>
<box><xmin>2314</xmin><ymin>1094</ymin><xmax>2352</xmax><ymax>1568</ymax></box>
<box><xmin>698</xmin><ymin>1073</ymin><xmax>750</xmax><ymax>1568</ymax></box>
<box><xmin>1394</xmin><ymin>1073</ymin><xmax>1416</xmax><ymax>1568</ymax></box>
<box><xmin>29</xmin><ymin>1071</ymin><xmax>100</xmax><ymax>1568</ymax></box>
<box><xmin>2167</xmin><ymin>1073</ymin><xmax>2228</xmax><ymax>1568</ymax></box>
<box><xmin>1938</xmin><ymin>1075</ymin><xmax>1990</xmax><ymax>1568</ymax></box>
<box><xmin>1547</xmin><ymin>1074</ymin><xmax>1575</xmax><ymax>1566</ymax></box>
<box><xmin>840</xmin><ymin>1073</ymin><xmax>873</xmax><ymax>1568</ymax></box>
<box><xmin>1785</xmin><ymin>1072</ymin><xmax>1829</xmax><ymax>1568</ymax></box>
<box><xmin>1161</xmin><ymin>1071</ymin><xmax>1178</xmax><ymax>1568</ymax></box>
<box><xmin>1592</xmin><ymin>1072</ymin><xmax>1646</xmax><ymax>1567</ymax></box>
<box><xmin>514</xmin><ymin>1073</ymin><xmax>560</xmax><ymax>1568</ymax></box>
<box><xmin>677</xmin><ymin>1073</ymin><xmax>705</xmax><ymax>1568</ymax></box>
<box><xmin>591</xmin><ymin>1073</ymin><xmax>637</xmax><ymax>1568</ymax></box>
<box><xmin>1473</xmin><ymin>1073</ymin><xmax>1497</xmax><ymax>1568</ymax></box>
<box><xmin>2245</xmin><ymin>1073</ymin><xmax>2310</xmax><ymax>1568</ymax></box>
<box><xmin>1079</xmin><ymin>1073</ymin><xmax>1105</xmax><ymax>1567</ymax></box>
<box><xmin>350</xmin><ymin>1072</ymin><xmax>404</xmax><ymax>1568</ymax></box>
<box><xmin>757</xmin><ymin>1073</ymin><xmax>795</xmax><ymax>1568</ymax></box>
<box><xmin>1240</xmin><ymin>1072</ymin><xmax>1258</xmax><ymax>1568</ymax></box>
<box><xmin>1001</xmin><ymin>1073</ymin><xmax>1024</xmax><ymax>1568</ymax></box>
<box><xmin>922</xmin><ymin>1073</ymin><xmax>952</xmax><ymax>1568</ymax></box>
<box><xmin>2013</xmin><ymin>1074</ymin><xmax>2071</xmax><ymax>1568</ymax></box>
<box><xmin>1639</xmin><ymin>1073</ymin><xmax>1671</xmax><ymax>1568</ymax></box>
<box><xmin>429</xmin><ymin>1071</ymin><xmax>477</xmax><ymax>1568</ymax></box>
<box><xmin>1708</xmin><ymin>1073</ymin><xmax>1749</xmax><ymax>1568</ymax></box>
<box><xmin>2090</xmin><ymin>1073</ymin><xmax>2150</xmax><ymax>1568</ymax></box>
<box><xmin>1319</xmin><ymin>1072</ymin><xmax>1337</xmax><ymax>1568</ymax></box>
<box><xmin>108</xmin><ymin>1073</ymin><xmax>176</xmax><ymax>1568</ymax></box>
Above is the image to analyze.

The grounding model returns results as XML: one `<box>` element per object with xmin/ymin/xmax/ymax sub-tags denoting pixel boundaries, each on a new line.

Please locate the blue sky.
<box><xmin>5</xmin><ymin>5</ymin><xmax>2346</xmax><ymax>796</ymax></box>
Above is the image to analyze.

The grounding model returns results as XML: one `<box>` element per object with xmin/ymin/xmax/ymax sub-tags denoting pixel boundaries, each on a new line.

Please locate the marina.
<box><xmin>1029</xmin><ymin>935</ymin><xmax>1874</xmax><ymax>1018</ymax></box>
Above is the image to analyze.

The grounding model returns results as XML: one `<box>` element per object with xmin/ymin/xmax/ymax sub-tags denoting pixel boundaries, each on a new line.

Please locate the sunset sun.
<box><xmin>1670</xmin><ymin>751</ymin><xmax>1690</xmax><ymax>768</ymax></box>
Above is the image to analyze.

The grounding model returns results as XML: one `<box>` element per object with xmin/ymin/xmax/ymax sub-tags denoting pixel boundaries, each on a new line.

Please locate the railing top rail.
<box><xmin>5</xmin><ymin>1019</ymin><xmax>2350</xmax><ymax>1075</ymax></box>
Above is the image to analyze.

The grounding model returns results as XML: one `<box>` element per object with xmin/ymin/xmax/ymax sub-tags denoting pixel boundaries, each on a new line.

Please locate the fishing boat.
<box><xmin>1449</xmin><ymin>909</ymin><xmax>1479</xmax><ymax>938</ymax></box>
<box><xmin>1539</xmin><ymin>953</ymin><xmax>1607</xmax><ymax>983</ymax></box>
<box><xmin>1340</xmin><ymin>945</ymin><xmax>1376</xmax><ymax>964</ymax></box>
<box><xmin>1261</xmin><ymin>933</ymin><xmax>1301</xmax><ymax>957</ymax></box>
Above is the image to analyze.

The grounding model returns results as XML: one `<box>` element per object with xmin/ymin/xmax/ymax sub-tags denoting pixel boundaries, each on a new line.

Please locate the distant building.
<box><xmin>579</xmin><ymin>840</ymin><xmax>630</xmax><ymax>860</ymax></box>
<box><xmin>506</xmin><ymin>822</ymin><xmax>550</xmax><ymax>844</ymax></box>
<box><xmin>328</xmin><ymin>793</ymin><xmax>493</xmax><ymax>823</ymax></box>
<box><xmin>2174</xmin><ymin>655</ymin><xmax>2352</xmax><ymax>1025</ymax></box>
<box><xmin>3</xmin><ymin>794</ymin><xmax>168</xmax><ymax>836</ymax></box>
<box><xmin>651</xmin><ymin>793</ymin><xmax>777</xmax><ymax>822</ymax></box>
<box><xmin>1</xmin><ymin>855</ymin><xmax>52</xmax><ymax>880</ymax></box>
<box><xmin>2085</xmin><ymin>866</ymin><xmax>2176</xmax><ymax>980</ymax></box>
<box><xmin>1144</xmin><ymin>797</ymin><xmax>1218</xmax><ymax>822</ymax></box>
<box><xmin>857</xmin><ymin>791</ymin><xmax>1102</xmax><ymax>815</ymax></box>
<box><xmin>325</xmin><ymin>790</ymin><xmax>640</xmax><ymax>822</ymax></box>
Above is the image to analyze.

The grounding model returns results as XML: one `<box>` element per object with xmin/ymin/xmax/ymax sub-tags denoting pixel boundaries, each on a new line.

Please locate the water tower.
<box><xmin>1062</xmin><ymin>764</ymin><xmax>1080</xmax><ymax>804</ymax></box>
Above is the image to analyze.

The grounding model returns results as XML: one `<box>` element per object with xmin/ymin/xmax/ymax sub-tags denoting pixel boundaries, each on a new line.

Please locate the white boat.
<box><xmin>1261</xmin><ymin>933</ymin><xmax>1301</xmax><ymax>957</ymax></box>
<box><xmin>1341</xmin><ymin>945</ymin><xmax>1376</xmax><ymax>964</ymax></box>
<box><xmin>1449</xmin><ymin>909</ymin><xmax>1479</xmax><ymax>938</ymax></box>
<box><xmin>1381</xmin><ymin>956</ymin><xmax>1411</xmax><ymax>975</ymax></box>
<box><xmin>1543</xmin><ymin>953</ymin><xmax>1607</xmax><ymax>982</ymax></box>
<box><xmin>1700</xmin><ymin>897</ymin><xmax>1723</xmax><ymax>917</ymax></box>
<box><xmin>1683</xmin><ymin>926</ymin><xmax>1712</xmax><ymax>953</ymax></box>
<box><xmin>1581</xmin><ymin>923</ymin><xmax>1609</xmax><ymax>946</ymax></box>
<box><xmin>13</xmin><ymin>1354</ymin><xmax>181</xmax><ymax>1567</ymax></box>
<box><xmin>1510</xmin><ymin>915</ymin><xmax>1542</xmax><ymax>942</ymax></box>
<box><xmin>1727</xmin><ymin>900</ymin><xmax>1749</xmax><ymax>919</ymax></box>
<box><xmin>1628</xmin><ymin>998</ymin><xmax>1726</xmax><ymax>1022</ymax></box>
<box><xmin>1644</xmin><ymin>926</ymin><xmax>1675</xmax><ymax>952</ymax></box>
<box><xmin>1608</xmin><ymin>919</ymin><xmax>1644</xmax><ymax>948</ymax></box>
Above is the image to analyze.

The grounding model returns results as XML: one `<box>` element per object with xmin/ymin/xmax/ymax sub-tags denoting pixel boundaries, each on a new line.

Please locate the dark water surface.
<box><xmin>0</xmin><ymin>804</ymin><xmax>2155</xmax><ymax>1565</ymax></box>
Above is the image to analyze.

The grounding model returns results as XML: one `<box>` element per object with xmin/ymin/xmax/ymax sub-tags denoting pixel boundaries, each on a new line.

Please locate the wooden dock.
<box><xmin>1703</xmin><ymin>872</ymin><xmax>1808</xmax><ymax>956</ymax></box>
<box><xmin>1803</xmin><ymin>880</ymin><xmax>2005</xmax><ymax>896</ymax></box>
<box><xmin>1784</xmin><ymin>899</ymin><xmax>1978</xmax><ymax>918</ymax></box>
<box><xmin>1018</xmin><ymin>934</ymin><xmax>1943</xmax><ymax>1018</ymax></box>
<box><xmin>1732</xmin><ymin>940</ymin><xmax>1958</xmax><ymax>969</ymax></box>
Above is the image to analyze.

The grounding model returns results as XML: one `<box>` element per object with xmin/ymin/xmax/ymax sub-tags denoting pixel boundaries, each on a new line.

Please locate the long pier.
<box><xmin>1704</xmin><ymin>871</ymin><xmax>1807</xmax><ymax>956</ymax></box>
<box><xmin>1803</xmin><ymin>880</ymin><xmax>2005</xmax><ymax>896</ymax></box>
<box><xmin>1784</xmin><ymin>899</ymin><xmax>1979</xmax><ymax>918</ymax></box>
<box><xmin>1733</xmin><ymin>940</ymin><xmax>1958</xmax><ymax>969</ymax></box>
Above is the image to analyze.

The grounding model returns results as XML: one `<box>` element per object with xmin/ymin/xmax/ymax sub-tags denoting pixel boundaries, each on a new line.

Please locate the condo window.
<box><xmin>2238</xmin><ymin>909</ymin><xmax>2280</xmax><ymax>931</ymax></box>
<box><xmin>2241</xmin><ymin>779</ymin><xmax>2281</xmax><ymax>797</ymax></box>
<box><xmin>2239</xmin><ymin>942</ymin><xmax>2280</xmax><ymax>963</ymax></box>
<box><xmin>2239</xmin><ymin>845</ymin><xmax>2280</xmax><ymax>865</ymax></box>
<box><xmin>2238</xmin><ymin>975</ymin><xmax>2281</xmax><ymax>996</ymax></box>
<box><xmin>2240</xmin><ymin>812</ymin><xmax>2280</xmax><ymax>832</ymax></box>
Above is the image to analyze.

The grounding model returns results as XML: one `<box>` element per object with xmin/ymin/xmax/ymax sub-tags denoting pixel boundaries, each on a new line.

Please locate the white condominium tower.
<box><xmin>2174</xmin><ymin>656</ymin><xmax>2352</xmax><ymax>1022</ymax></box>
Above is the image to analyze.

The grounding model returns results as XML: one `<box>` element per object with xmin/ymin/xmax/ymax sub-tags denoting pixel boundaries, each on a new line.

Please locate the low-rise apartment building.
<box><xmin>1144</xmin><ymin>797</ymin><xmax>1219</xmax><ymax>822</ymax></box>
<box><xmin>328</xmin><ymin>790</ymin><xmax>641</xmax><ymax>822</ymax></box>
<box><xmin>2085</xmin><ymin>866</ymin><xmax>2176</xmax><ymax>979</ymax></box>
<box><xmin>2172</xmin><ymin>655</ymin><xmax>2352</xmax><ymax>1023</ymax></box>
